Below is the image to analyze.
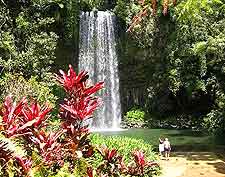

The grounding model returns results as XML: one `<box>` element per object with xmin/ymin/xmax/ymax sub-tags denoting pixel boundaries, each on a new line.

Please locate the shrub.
<box><xmin>0</xmin><ymin>65</ymin><xmax>104</xmax><ymax>176</ymax></box>
<box><xmin>203</xmin><ymin>109</ymin><xmax>225</xmax><ymax>144</ymax></box>
<box><xmin>80</xmin><ymin>0</ymin><xmax>105</xmax><ymax>11</ymax></box>
<box><xmin>0</xmin><ymin>65</ymin><xmax>159</xmax><ymax>176</ymax></box>
<box><xmin>124</xmin><ymin>108</ymin><xmax>146</xmax><ymax>128</ymax></box>
<box><xmin>91</xmin><ymin>134</ymin><xmax>157</xmax><ymax>164</ymax></box>
<box><xmin>126</xmin><ymin>109</ymin><xmax>145</xmax><ymax>122</ymax></box>
<box><xmin>90</xmin><ymin>134</ymin><xmax>160</xmax><ymax>176</ymax></box>
<box><xmin>0</xmin><ymin>73</ymin><xmax>58</xmax><ymax>106</ymax></box>
<box><xmin>90</xmin><ymin>134</ymin><xmax>156</xmax><ymax>160</ymax></box>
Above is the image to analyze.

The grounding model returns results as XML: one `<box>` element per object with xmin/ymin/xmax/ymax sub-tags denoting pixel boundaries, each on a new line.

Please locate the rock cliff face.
<box><xmin>117</xmin><ymin>16</ymin><xmax>174</xmax><ymax>114</ymax></box>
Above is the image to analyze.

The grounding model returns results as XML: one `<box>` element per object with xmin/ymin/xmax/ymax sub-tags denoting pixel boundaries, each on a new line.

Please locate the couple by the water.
<box><xmin>159</xmin><ymin>138</ymin><xmax>171</xmax><ymax>160</ymax></box>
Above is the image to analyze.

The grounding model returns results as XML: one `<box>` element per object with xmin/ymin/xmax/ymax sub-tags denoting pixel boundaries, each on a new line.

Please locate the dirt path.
<box><xmin>158</xmin><ymin>152</ymin><xmax>225</xmax><ymax>177</ymax></box>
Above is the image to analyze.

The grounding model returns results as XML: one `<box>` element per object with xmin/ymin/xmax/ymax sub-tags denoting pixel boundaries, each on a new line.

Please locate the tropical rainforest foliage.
<box><xmin>1</xmin><ymin>0</ymin><xmax>225</xmax><ymax>175</ymax></box>
<box><xmin>114</xmin><ymin>0</ymin><xmax>225</xmax><ymax>139</ymax></box>
<box><xmin>167</xmin><ymin>0</ymin><xmax>225</xmax><ymax>136</ymax></box>
<box><xmin>0</xmin><ymin>66</ymin><xmax>158</xmax><ymax>176</ymax></box>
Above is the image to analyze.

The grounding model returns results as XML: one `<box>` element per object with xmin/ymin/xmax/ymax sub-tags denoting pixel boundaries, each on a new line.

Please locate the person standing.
<box><xmin>164</xmin><ymin>138</ymin><xmax>171</xmax><ymax>160</ymax></box>
<box><xmin>159</xmin><ymin>138</ymin><xmax>164</xmax><ymax>157</ymax></box>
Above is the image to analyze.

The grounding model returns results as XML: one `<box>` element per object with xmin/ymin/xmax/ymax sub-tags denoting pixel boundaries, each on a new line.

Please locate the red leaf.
<box><xmin>22</xmin><ymin>102</ymin><xmax>51</xmax><ymax>128</ymax></box>
<box><xmin>83</xmin><ymin>82</ymin><xmax>104</xmax><ymax>97</ymax></box>
<box><xmin>68</xmin><ymin>64</ymin><xmax>76</xmax><ymax>78</ymax></box>
<box><xmin>133</xmin><ymin>150</ymin><xmax>145</xmax><ymax>167</ymax></box>
<box><xmin>87</xmin><ymin>167</ymin><xmax>94</xmax><ymax>177</ymax></box>
<box><xmin>138</xmin><ymin>0</ymin><xmax>145</xmax><ymax>5</ymax></box>
<box><xmin>17</xmin><ymin>119</ymin><xmax>37</xmax><ymax>132</ymax></box>
<box><xmin>108</xmin><ymin>149</ymin><xmax>117</xmax><ymax>161</ymax></box>
<box><xmin>152</xmin><ymin>0</ymin><xmax>157</xmax><ymax>15</ymax></box>
<box><xmin>15</xmin><ymin>156</ymin><xmax>32</xmax><ymax>174</ymax></box>
<box><xmin>173</xmin><ymin>0</ymin><xmax>176</xmax><ymax>6</ymax></box>
<box><xmin>1</xmin><ymin>96</ymin><xmax>26</xmax><ymax>125</ymax></box>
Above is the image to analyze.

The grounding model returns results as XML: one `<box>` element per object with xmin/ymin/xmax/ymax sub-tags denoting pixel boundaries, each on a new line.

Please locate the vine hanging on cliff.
<box><xmin>127</xmin><ymin>0</ymin><xmax>177</xmax><ymax>32</ymax></box>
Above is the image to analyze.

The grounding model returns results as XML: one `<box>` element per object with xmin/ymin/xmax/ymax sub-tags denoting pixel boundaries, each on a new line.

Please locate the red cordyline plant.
<box><xmin>0</xmin><ymin>96</ymin><xmax>62</xmax><ymax>174</ymax></box>
<box><xmin>15</xmin><ymin>156</ymin><xmax>32</xmax><ymax>175</ymax></box>
<box><xmin>55</xmin><ymin>65</ymin><xmax>104</xmax><ymax>161</ymax></box>
<box><xmin>21</xmin><ymin>101</ymin><xmax>52</xmax><ymax>129</ymax></box>
<box><xmin>55</xmin><ymin>65</ymin><xmax>103</xmax><ymax>124</ymax></box>
<box><xmin>0</xmin><ymin>65</ymin><xmax>159</xmax><ymax>176</ymax></box>
<box><xmin>30</xmin><ymin>129</ymin><xmax>65</xmax><ymax>166</ymax></box>
<box><xmin>92</xmin><ymin>147</ymin><xmax>159</xmax><ymax>177</ymax></box>
<box><xmin>0</xmin><ymin>140</ymin><xmax>13</xmax><ymax>164</ymax></box>
<box><xmin>0</xmin><ymin>96</ymin><xmax>52</xmax><ymax>138</ymax></box>
<box><xmin>0</xmin><ymin>96</ymin><xmax>26</xmax><ymax>138</ymax></box>
<box><xmin>127</xmin><ymin>150</ymin><xmax>159</xmax><ymax>176</ymax></box>
<box><xmin>0</xmin><ymin>65</ymin><xmax>104</xmax><ymax>175</ymax></box>
<box><xmin>96</xmin><ymin>146</ymin><xmax>121</xmax><ymax>176</ymax></box>
<box><xmin>0</xmin><ymin>64</ymin><xmax>104</xmax><ymax>176</ymax></box>
<box><xmin>87</xmin><ymin>166</ymin><xmax>94</xmax><ymax>177</ymax></box>
<box><xmin>127</xmin><ymin>0</ymin><xmax>177</xmax><ymax>32</ymax></box>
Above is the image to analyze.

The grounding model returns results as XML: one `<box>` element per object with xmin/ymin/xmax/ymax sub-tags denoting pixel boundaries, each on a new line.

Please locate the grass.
<box><xmin>96</xmin><ymin>128</ymin><xmax>220</xmax><ymax>152</ymax></box>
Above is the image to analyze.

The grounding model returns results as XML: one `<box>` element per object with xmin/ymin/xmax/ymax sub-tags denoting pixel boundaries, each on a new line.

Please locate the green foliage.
<box><xmin>0</xmin><ymin>73</ymin><xmax>58</xmax><ymax>106</ymax></box>
<box><xmin>203</xmin><ymin>110</ymin><xmax>224</xmax><ymax>133</ymax></box>
<box><xmin>167</xmin><ymin>0</ymin><xmax>225</xmax><ymax>93</ymax></box>
<box><xmin>116</xmin><ymin>0</ymin><xmax>225</xmax><ymax>136</ymax></box>
<box><xmin>165</xmin><ymin>0</ymin><xmax>225</xmax><ymax>134</ymax></box>
<box><xmin>125</xmin><ymin>108</ymin><xmax>145</xmax><ymax>124</ymax></box>
<box><xmin>90</xmin><ymin>133</ymin><xmax>157</xmax><ymax>164</ymax></box>
<box><xmin>175</xmin><ymin>0</ymin><xmax>224</xmax><ymax>23</ymax></box>
<box><xmin>80</xmin><ymin>0</ymin><xmax>105</xmax><ymax>10</ymax></box>
<box><xmin>0</xmin><ymin>0</ymin><xmax>61</xmax><ymax>78</ymax></box>
<box><xmin>89</xmin><ymin>134</ymin><xmax>160</xmax><ymax>177</ymax></box>
<box><xmin>64</xmin><ymin>0</ymin><xmax>79</xmax><ymax>42</ymax></box>
<box><xmin>203</xmin><ymin>108</ymin><xmax>225</xmax><ymax>145</ymax></box>
<box><xmin>114</xmin><ymin>0</ymin><xmax>157</xmax><ymax>48</ymax></box>
<box><xmin>113</xmin><ymin>0</ymin><xmax>129</xmax><ymax>22</ymax></box>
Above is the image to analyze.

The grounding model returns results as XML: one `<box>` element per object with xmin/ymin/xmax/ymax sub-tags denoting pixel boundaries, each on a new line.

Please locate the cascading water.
<box><xmin>79</xmin><ymin>11</ymin><xmax>121</xmax><ymax>129</ymax></box>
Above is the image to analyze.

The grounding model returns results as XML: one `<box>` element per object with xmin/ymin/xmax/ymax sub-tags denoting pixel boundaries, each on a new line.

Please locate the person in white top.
<box><xmin>163</xmin><ymin>138</ymin><xmax>171</xmax><ymax>160</ymax></box>
<box><xmin>158</xmin><ymin>138</ymin><xmax>164</xmax><ymax>157</ymax></box>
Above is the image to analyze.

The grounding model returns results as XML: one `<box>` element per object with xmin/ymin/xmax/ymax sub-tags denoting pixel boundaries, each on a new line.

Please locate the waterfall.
<box><xmin>79</xmin><ymin>11</ymin><xmax>121</xmax><ymax>129</ymax></box>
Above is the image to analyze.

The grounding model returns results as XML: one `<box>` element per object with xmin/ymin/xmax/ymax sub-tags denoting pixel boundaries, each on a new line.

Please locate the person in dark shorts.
<box><xmin>163</xmin><ymin>138</ymin><xmax>171</xmax><ymax>160</ymax></box>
